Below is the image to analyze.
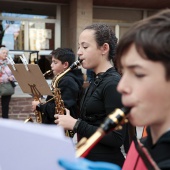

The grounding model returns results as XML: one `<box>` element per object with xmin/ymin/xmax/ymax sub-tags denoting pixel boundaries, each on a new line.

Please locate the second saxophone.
<box><xmin>51</xmin><ymin>59</ymin><xmax>82</xmax><ymax>137</ymax></box>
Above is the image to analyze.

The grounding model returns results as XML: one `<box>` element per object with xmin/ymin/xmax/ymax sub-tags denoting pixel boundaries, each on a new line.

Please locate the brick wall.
<box><xmin>0</xmin><ymin>82</ymin><xmax>89</xmax><ymax>121</ymax></box>
<box><xmin>0</xmin><ymin>97</ymin><xmax>33</xmax><ymax>121</ymax></box>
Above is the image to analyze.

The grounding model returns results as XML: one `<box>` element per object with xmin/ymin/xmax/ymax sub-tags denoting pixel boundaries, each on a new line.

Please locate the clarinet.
<box><xmin>76</xmin><ymin>107</ymin><xmax>130</xmax><ymax>157</ymax></box>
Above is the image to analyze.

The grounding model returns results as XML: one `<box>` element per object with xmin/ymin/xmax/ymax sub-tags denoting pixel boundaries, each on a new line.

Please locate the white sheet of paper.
<box><xmin>0</xmin><ymin>119</ymin><xmax>76</xmax><ymax>170</ymax></box>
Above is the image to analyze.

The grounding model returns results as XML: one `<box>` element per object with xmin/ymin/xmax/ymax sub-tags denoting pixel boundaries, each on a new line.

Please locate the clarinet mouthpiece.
<box><xmin>121</xmin><ymin>107</ymin><xmax>131</xmax><ymax>116</ymax></box>
<box><xmin>70</xmin><ymin>59</ymin><xmax>83</xmax><ymax>69</ymax></box>
<box><xmin>100</xmin><ymin>107</ymin><xmax>131</xmax><ymax>133</ymax></box>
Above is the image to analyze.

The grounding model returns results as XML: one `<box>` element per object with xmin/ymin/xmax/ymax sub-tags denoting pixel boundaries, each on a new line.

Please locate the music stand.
<box><xmin>8</xmin><ymin>64</ymin><xmax>52</xmax><ymax>96</ymax></box>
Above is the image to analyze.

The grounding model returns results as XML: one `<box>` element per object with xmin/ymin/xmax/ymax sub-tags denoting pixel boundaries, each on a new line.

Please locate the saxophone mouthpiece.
<box><xmin>43</xmin><ymin>70</ymin><xmax>53</xmax><ymax>76</ymax></box>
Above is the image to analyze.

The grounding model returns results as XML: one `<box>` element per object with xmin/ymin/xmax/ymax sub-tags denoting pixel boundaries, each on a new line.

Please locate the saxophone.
<box><xmin>24</xmin><ymin>70</ymin><xmax>53</xmax><ymax>123</ymax></box>
<box><xmin>52</xmin><ymin>59</ymin><xmax>82</xmax><ymax>137</ymax></box>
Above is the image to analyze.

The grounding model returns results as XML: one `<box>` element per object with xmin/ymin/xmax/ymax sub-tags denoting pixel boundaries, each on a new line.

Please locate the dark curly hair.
<box><xmin>84</xmin><ymin>23</ymin><xmax>117</xmax><ymax>63</ymax></box>
<box><xmin>50</xmin><ymin>48</ymin><xmax>75</xmax><ymax>66</ymax></box>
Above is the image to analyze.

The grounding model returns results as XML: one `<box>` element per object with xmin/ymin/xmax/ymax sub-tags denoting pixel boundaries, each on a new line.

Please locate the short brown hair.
<box><xmin>50</xmin><ymin>48</ymin><xmax>75</xmax><ymax>66</ymax></box>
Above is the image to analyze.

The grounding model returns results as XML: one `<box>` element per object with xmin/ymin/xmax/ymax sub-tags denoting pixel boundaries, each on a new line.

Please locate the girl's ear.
<box><xmin>63</xmin><ymin>61</ymin><xmax>69</xmax><ymax>69</ymax></box>
<box><xmin>101</xmin><ymin>43</ymin><xmax>109</xmax><ymax>55</ymax></box>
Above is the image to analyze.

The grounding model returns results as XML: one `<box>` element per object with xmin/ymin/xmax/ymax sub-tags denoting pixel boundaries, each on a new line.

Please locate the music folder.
<box><xmin>0</xmin><ymin>118</ymin><xmax>76</xmax><ymax>170</ymax></box>
<box><xmin>8</xmin><ymin>64</ymin><xmax>53</xmax><ymax>96</ymax></box>
<box><xmin>122</xmin><ymin>136</ymin><xmax>157</xmax><ymax>170</ymax></box>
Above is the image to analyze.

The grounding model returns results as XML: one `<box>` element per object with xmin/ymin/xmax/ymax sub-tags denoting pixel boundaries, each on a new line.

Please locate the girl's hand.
<box><xmin>54</xmin><ymin>108</ymin><xmax>77</xmax><ymax>130</ymax></box>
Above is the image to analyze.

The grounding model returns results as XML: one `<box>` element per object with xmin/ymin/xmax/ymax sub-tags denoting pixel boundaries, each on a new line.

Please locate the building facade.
<box><xmin>1</xmin><ymin>0</ymin><xmax>168</xmax><ymax>61</ymax></box>
<box><xmin>0</xmin><ymin>0</ymin><xmax>169</xmax><ymax>120</ymax></box>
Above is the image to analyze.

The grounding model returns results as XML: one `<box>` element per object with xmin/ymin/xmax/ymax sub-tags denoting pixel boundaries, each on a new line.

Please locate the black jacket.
<box><xmin>141</xmin><ymin>127</ymin><xmax>170</xmax><ymax>170</ymax></box>
<box><xmin>77</xmin><ymin>67</ymin><xmax>127</xmax><ymax>167</ymax></box>
<box><xmin>39</xmin><ymin>69</ymin><xmax>84</xmax><ymax>124</ymax></box>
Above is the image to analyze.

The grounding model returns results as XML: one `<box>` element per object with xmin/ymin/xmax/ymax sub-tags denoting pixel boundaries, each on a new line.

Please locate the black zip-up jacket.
<box><xmin>141</xmin><ymin>127</ymin><xmax>170</xmax><ymax>170</ymax></box>
<box><xmin>77</xmin><ymin>67</ymin><xmax>127</xmax><ymax>167</ymax></box>
<box><xmin>39</xmin><ymin>69</ymin><xmax>84</xmax><ymax>124</ymax></box>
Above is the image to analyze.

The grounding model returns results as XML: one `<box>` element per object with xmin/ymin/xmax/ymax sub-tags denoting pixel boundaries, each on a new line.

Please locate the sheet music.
<box><xmin>8</xmin><ymin>64</ymin><xmax>52</xmax><ymax>96</ymax></box>
<box><xmin>0</xmin><ymin>119</ymin><xmax>76</xmax><ymax>170</ymax></box>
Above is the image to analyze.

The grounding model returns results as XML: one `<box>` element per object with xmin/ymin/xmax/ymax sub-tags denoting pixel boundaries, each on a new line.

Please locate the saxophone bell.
<box><xmin>24</xmin><ymin>117</ymin><xmax>34</xmax><ymax>123</ymax></box>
